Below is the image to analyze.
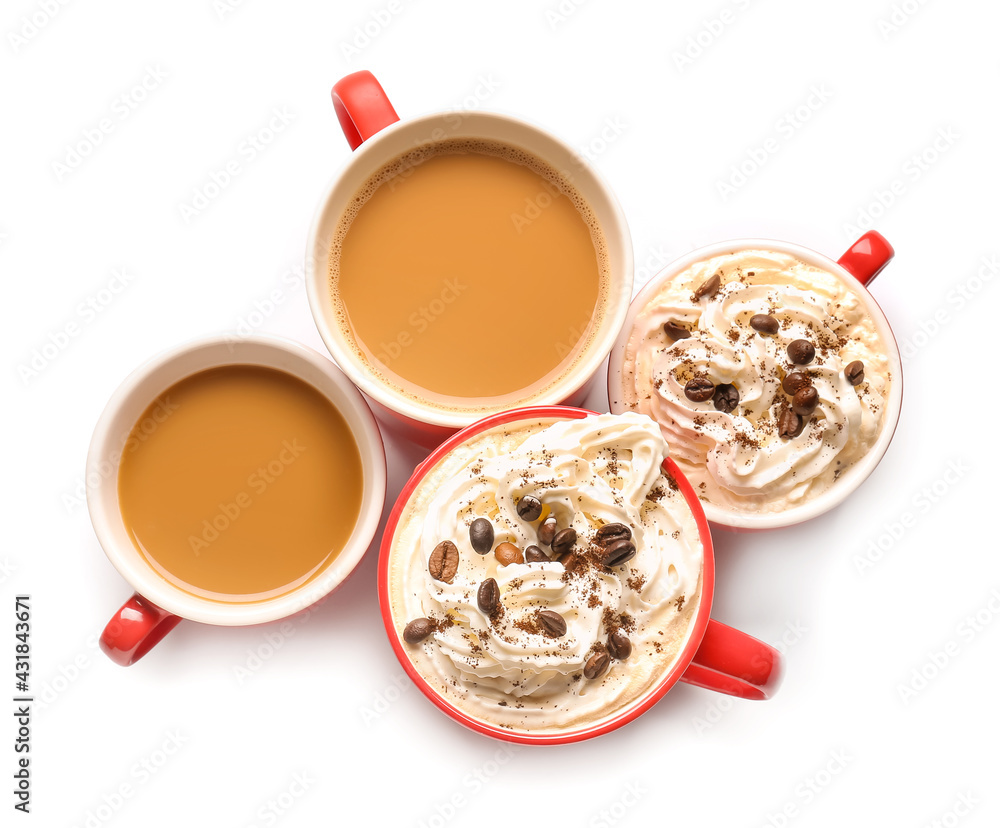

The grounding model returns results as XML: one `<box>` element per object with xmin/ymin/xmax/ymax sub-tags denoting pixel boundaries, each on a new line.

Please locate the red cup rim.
<box><xmin>376</xmin><ymin>405</ymin><xmax>716</xmax><ymax>745</ymax></box>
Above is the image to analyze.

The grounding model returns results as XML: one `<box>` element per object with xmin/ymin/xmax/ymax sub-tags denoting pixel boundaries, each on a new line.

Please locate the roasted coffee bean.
<box><xmin>684</xmin><ymin>377</ymin><xmax>715</xmax><ymax>402</ymax></box>
<box><xmin>792</xmin><ymin>385</ymin><xmax>819</xmax><ymax>416</ymax></box>
<box><xmin>403</xmin><ymin>618</ymin><xmax>433</xmax><ymax>644</ymax></box>
<box><xmin>469</xmin><ymin>518</ymin><xmax>494</xmax><ymax>555</ymax></box>
<box><xmin>692</xmin><ymin>273</ymin><xmax>722</xmax><ymax>301</ymax></box>
<box><xmin>607</xmin><ymin>630</ymin><xmax>632</xmax><ymax>660</ymax></box>
<box><xmin>494</xmin><ymin>542</ymin><xmax>523</xmax><ymax>566</ymax></box>
<box><xmin>477</xmin><ymin>578</ymin><xmax>500</xmax><ymax>615</ymax></box>
<box><xmin>749</xmin><ymin>313</ymin><xmax>779</xmax><ymax>335</ymax></box>
<box><xmin>713</xmin><ymin>383</ymin><xmax>739</xmax><ymax>413</ymax></box>
<box><xmin>778</xmin><ymin>408</ymin><xmax>804</xmax><ymax>439</ymax></box>
<box><xmin>584</xmin><ymin>651</ymin><xmax>611</xmax><ymax>680</ymax></box>
<box><xmin>550</xmin><ymin>527</ymin><xmax>577</xmax><ymax>556</ymax></box>
<box><xmin>845</xmin><ymin>360</ymin><xmax>865</xmax><ymax>386</ymax></box>
<box><xmin>524</xmin><ymin>545</ymin><xmax>549</xmax><ymax>563</ymax></box>
<box><xmin>538</xmin><ymin>610</ymin><xmax>567</xmax><ymax>638</ymax></box>
<box><xmin>602</xmin><ymin>538</ymin><xmax>637</xmax><ymax>567</ymax></box>
<box><xmin>428</xmin><ymin>540</ymin><xmax>459</xmax><ymax>583</ymax></box>
<box><xmin>538</xmin><ymin>517</ymin><xmax>558</xmax><ymax>546</ymax></box>
<box><xmin>516</xmin><ymin>495</ymin><xmax>542</xmax><ymax>522</ymax></box>
<box><xmin>595</xmin><ymin>522</ymin><xmax>631</xmax><ymax>546</ymax></box>
<box><xmin>663</xmin><ymin>320</ymin><xmax>691</xmax><ymax>341</ymax></box>
<box><xmin>782</xmin><ymin>371</ymin><xmax>812</xmax><ymax>395</ymax></box>
<box><xmin>787</xmin><ymin>339</ymin><xmax>815</xmax><ymax>365</ymax></box>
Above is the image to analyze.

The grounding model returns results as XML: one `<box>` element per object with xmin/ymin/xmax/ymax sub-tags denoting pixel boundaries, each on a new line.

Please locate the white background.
<box><xmin>3</xmin><ymin>1</ymin><xmax>997</xmax><ymax>826</ymax></box>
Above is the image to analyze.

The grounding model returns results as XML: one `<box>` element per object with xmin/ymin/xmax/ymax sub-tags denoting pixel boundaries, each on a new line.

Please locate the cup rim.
<box><xmin>608</xmin><ymin>237</ymin><xmax>904</xmax><ymax>530</ymax></box>
<box><xmin>376</xmin><ymin>405</ymin><xmax>716</xmax><ymax>745</ymax></box>
<box><xmin>86</xmin><ymin>332</ymin><xmax>387</xmax><ymax>625</ymax></box>
<box><xmin>305</xmin><ymin>109</ymin><xmax>634</xmax><ymax>430</ymax></box>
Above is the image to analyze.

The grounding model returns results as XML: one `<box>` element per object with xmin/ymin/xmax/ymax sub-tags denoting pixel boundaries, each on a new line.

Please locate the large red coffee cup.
<box><xmin>306</xmin><ymin>72</ymin><xmax>634</xmax><ymax>448</ymax></box>
<box><xmin>378</xmin><ymin>406</ymin><xmax>782</xmax><ymax>744</ymax></box>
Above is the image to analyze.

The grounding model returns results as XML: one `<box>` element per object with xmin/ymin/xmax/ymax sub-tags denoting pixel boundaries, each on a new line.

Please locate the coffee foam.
<box><xmin>327</xmin><ymin>137</ymin><xmax>611</xmax><ymax>414</ymax></box>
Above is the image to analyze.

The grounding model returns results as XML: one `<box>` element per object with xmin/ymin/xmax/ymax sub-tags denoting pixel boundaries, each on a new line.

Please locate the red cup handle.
<box><xmin>837</xmin><ymin>230</ymin><xmax>895</xmax><ymax>288</ymax></box>
<box><xmin>331</xmin><ymin>70</ymin><xmax>399</xmax><ymax>150</ymax></box>
<box><xmin>100</xmin><ymin>594</ymin><xmax>181</xmax><ymax>667</ymax></box>
<box><xmin>680</xmin><ymin>619</ymin><xmax>783</xmax><ymax>700</ymax></box>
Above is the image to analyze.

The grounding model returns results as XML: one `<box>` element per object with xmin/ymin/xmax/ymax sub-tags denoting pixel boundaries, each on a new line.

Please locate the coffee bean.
<box><xmin>538</xmin><ymin>610</ymin><xmax>567</xmax><ymax>638</ymax></box>
<box><xmin>584</xmin><ymin>651</ymin><xmax>611</xmax><ymax>680</ymax></box>
<box><xmin>787</xmin><ymin>339</ymin><xmax>815</xmax><ymax>365</ymax></box>
<box><xmin>428</xmin><ymin>540</ymin><xmax>459</xmax><ymax>583</ymax></box>
<box><xmin>749</xmin><ymin>313</ymin><xmax>779</xmax><ymax>335</ymax></box>
<box><xmin>607</xmin><ymin>630</ymin><xmax>632</xmax><ymax>660</ymax></box>
<box><xmin>524</xmin><ymin>545</ymin><xmax>549</xmax><ymax>563</ymax></box>
<box><xmin>692</xmin><ymin>273</ymin><xmax>722</xmax><ymax>301</ymax></box>
<box><xmin>713</xmin><ymin>383</ymin><xmax>739</xmax><ymax>413</ymax></box>
<box><xmin>663</xmin><ymin>321</ymin><xmax>691</xmax><ymax>341</ymax></box>
<box><xmin>477</xmin><ymin>578</ymin><xmax>500</xmax><ymax>615</ymax></box>
<box><xmin>403</xmin><ymin>618</ymin><xmax>433</xmax><ymax>644</ymax></box>
<box><xmin>469</xmin><ymin>518</ymin><xmax>494</xmax><ymax>555</ymax></box>
<box><xmin>550</xmin><ymin>527</ymin><xmax>577</xmax><ymax>557</ymax></box>
<box><xmin>782</xmin><ymin>371</ymin><xmax>812</xmax><ymax>395</ymax></box>
<box><xmin>595</xmin><ymin>522</ymin><xmax>631</xmax><ymax>546</ymax></box>
<box><xmin>602</xmin><ymin>538</ymin><xmax>637</xmax><ymax>567</ymax></box>
<box><xmin>845</xmin><ymin>360</ymin><xmax>865</xmax><ymax>386</ymax></box>
<box><xmin>778</xmin><ymin>408</ymin><xmax>804</xmax><ymax>439</ymax></box>
<box><xmin>516</xmin><ymin>495</ymin><xmax>542</xmax><ymax>522</ymax></box>
<box><xmin>538</xmin><ymin>517</ymin><xmax>558</xmax><ymax>546</ymax></box>
<box><xmin>494</xmin><ymin>542</ymin><xmax>523</xmax><ymax>566</ymax></box>
<box><xmin>793</xmin><ymin>385</ymin><xmax>819</xmax><ymax>416</ymax></box>
<box><xmin>684</xmin><ymin>377</ymin><xmax>715</xmax><ymax>402</ymax></box>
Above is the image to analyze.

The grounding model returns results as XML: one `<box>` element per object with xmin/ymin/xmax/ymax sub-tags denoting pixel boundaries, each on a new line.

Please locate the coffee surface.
<box><xmin>330</xmin><ymin>139</ymin><xmax>606</xmax><ymax>406</ymax></box>
<box><xmin>117</xmin><ymin>365</ymin><xmax>363</xmax><ymax>602</ymax></box>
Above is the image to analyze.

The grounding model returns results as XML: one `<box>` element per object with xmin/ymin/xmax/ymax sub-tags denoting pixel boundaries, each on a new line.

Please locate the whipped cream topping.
<box><xmin>620</xmin><ymin>250</ymin><xmax>891</xmax><ymax>515</ymax></box>
<box><xmin>388</xmin><ymin>413</ymin><xmax>703</xmax><ymax>733</ymax></box>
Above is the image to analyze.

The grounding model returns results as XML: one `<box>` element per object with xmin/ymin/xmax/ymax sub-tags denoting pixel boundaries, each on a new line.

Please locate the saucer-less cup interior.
<box><xmin>306</xmin><ymin>79</ymin><xmax>634</xmax><ymax>444</ymax></box>
<box><xmin>87</xmin><ymin>334</ymin><xmax>386</xmax><ymax>664</ymax></box>
<box><xmin>608</xmin><ymin>235</ymin><xmax>902</xmax><ymax>531</ymax></box>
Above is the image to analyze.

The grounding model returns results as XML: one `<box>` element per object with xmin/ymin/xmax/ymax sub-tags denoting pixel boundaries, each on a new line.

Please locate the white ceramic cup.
<box><xmin>305</xmin><ymin>71</ymin><xmax>633</xmax><ymax>447</ymax></box>
<box><xmin>608</xmin><ymin>233</ymin><xmax>903</xmax><ymax>531</ymax></box>
<box><xmin>87</xmin><ymin>334</ymin><xmax>386</xmax><ymax>665</ymax></box>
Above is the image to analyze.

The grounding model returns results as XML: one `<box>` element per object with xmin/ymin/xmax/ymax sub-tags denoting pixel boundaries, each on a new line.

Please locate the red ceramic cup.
<box><xmin>378</xmin><ymin>406</ymin><xmax>783</xmax><ymax>744</ymax></box>
<box><xmin>608</xmin><ymin>232</ymin><xmax>903</xmax><ymax>531</ymax></box>
<box><xmin>306</xmin><ymin>71</ymin><xmax>634</xmax><ymax>448</ymax></box>
<box><xmin>88</xmin><ymin>335</ymin><xmax>387</xmax><ymax>665</ymax></box>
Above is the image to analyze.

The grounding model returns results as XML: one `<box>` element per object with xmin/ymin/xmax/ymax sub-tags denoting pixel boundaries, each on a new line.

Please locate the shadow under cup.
<box><xmin>87</xmin><ymin>335</ymin><xmax>386</xmax><ymax>666</ymax></box>
<box><xmin>306</xmin><ymin>109</ymin><xmax>634</xmax><ymax>446</ymax></box>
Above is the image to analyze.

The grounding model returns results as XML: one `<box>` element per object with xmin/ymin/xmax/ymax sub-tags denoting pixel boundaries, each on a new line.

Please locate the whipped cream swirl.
<box><xmin>390</xmin><ymin>413</ymin><xmax>703</xmax><ymax>732</ymax></box>
<box><xmin>621</xmin><ymin>250</ymin><xmax>891</xmax><ymax>513</ymax></box>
